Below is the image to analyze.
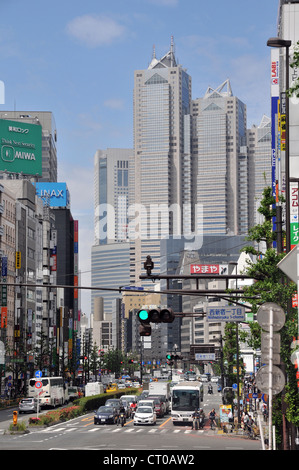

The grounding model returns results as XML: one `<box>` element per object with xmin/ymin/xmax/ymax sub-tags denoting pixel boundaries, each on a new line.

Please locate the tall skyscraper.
<box><xmin>192</xmin><ymin>80</ymin><xmax>248</xmax><ymax>236</ymax></box>
<box><xmin>247</xmin><ymin>115</ymin><xmax>272</xmax><ymax>227</ymax></box>
<box><xmin>94</xmin><ymin>148</ymin><xmax>132</xmax><ymax>245</ymax></box>
<box><xmin>92</xmin><ymin>148</ymin><xmax>132</xmax><ymax>318</ymax></box>
<box><xmin>131</xmin><ymin>38</ymin><xmax>193</xmax><ymax>286</ymax></box>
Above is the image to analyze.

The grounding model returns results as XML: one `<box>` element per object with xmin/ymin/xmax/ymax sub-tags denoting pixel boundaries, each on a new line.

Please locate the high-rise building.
<box><xmin>192</xmin><ymin>79</ymin><xmax>248</xmax><ymax>236</ymax></box>
<box><xmin>131</xmin><ymin>38</ymin><xmax>193</xmax><ymax>287</ymax></box>
<box><xmin>94</xmin><ymin>148</ymin><xmax>132</xmax><ymax>245</ymax></box>
<box><xmin>247</xmin><ymin>115</ymin><xmax>272</xmax><ymax>227</ymax></box>
<box><xmin>92</xmin><ymin>148</ymin><xmax>132</xmax><ymax>321</ymax></box>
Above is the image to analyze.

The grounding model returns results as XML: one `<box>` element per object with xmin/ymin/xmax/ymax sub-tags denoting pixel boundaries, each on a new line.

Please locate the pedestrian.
<box><xmin>209</xmin><ymin>408</ymin><xmax>217</xmax><ymax>429</ymax></box>
<box><xmin>228</xmin><ymin>409</ymin><xmax>234</xmax><ymax>431</ymax></box>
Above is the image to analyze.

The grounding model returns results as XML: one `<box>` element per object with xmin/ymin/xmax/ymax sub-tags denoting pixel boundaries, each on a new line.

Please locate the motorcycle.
<box><xmin>117</xmin><ymin>412</ymin><xmax>126</xmax><ymax>427</ymax></box>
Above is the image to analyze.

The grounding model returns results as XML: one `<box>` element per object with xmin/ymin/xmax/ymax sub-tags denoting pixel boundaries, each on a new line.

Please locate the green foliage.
<box><xmin>239</xmin><ymin>186</ymin><xmax>299</xmax><ymax>444</ymax></box>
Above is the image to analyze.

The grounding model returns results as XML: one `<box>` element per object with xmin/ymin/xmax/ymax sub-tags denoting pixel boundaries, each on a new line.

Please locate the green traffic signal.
<box><xmin>166</xmin><ymin>354</ymin><xmax>172</xmax><ymax>360</ymax></box>
<box><xmin>138</xmin><ymin>309</ymin><xmax>149</xmax><ymax>321</ymax></box>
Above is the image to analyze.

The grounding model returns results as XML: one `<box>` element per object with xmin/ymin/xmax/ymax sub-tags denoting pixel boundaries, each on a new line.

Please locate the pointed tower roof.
<box><xmin>148</xmin><ymin>36</ymin><xmax>177</xmax><ymax>69</ymax></box>
<box><xmin>204</xmin><ymin>79</ymin><xmax>233</xmax><ymax>99</ymax></box>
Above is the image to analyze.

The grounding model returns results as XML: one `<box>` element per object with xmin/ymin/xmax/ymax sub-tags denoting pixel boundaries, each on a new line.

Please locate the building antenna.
<box><xmin>170</xmin><ymin>36</ymin><xmax>175</xmax><ymax>67</ymax></box>
<box><xmin>152</xmin><ymin>44</ymin><xmax>156</xmax><ymax>59</ymax></box>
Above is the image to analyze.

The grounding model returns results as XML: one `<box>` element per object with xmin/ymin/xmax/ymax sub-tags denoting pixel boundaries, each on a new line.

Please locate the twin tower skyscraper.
<box><xmin>92</xmin><ymin>38</ymin><xmax>271</xmax><ymax>316</ymax></box>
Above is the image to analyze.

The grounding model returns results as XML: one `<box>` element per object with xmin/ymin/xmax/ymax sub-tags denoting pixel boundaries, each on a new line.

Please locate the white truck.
<box><xmin>171</xmin><ymin>381</ymin><xmax>204</xmax><ymax>425</ymax></box>
<box><xmin>85</xmin><ymin>382</ymin><xmax>104</xmax><ymax>397</ymax></box>
<box><xmin>148</xmin><ymin>381</ymin><xmax>170</xmax><ymax>398</ymax></box>
<box><xmin>148</xmin><ymin>381</ymin><xmax>171</xmax><ymax>413</ymax></box>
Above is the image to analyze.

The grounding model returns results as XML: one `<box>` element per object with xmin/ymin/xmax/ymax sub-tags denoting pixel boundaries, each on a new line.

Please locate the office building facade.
<box><xmin>192</xmin><ymin>79</ymin><xmax>248</xmax><ymax>236</ymax></box>
<box><xmin>131</xmin><ymin>38</ymin><xmax>193</xmax><ymax>287</ymax></box>
<box><xmin>92</xmin><ymin>148</ymin><xmax>132</xmax><ymax>322</ymax></box>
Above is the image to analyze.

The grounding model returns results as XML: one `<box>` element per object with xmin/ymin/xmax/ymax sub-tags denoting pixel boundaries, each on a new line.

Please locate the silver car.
<box><xmin>19</xmin><ymin>398</ymin><xmax>38</xmax><ymax>414</ymax></box>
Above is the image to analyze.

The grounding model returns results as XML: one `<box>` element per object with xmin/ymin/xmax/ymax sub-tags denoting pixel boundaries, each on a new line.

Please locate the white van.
<box><xmin>120</xmin><ymin>395</ymin><xmax>138</xmax><ymax>405</ymax></box>
<box><xmin>137</xmin><ymin>399</ymin><xmax>155</xmax><ymax>409</ymax></box>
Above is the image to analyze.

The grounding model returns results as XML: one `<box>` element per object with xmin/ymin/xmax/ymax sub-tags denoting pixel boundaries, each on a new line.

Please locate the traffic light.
<box><xmin>144</xmin><ymin>255</ymin><xmax>154</xmax><ymax>275</ymax></box>
<box><xmin>139</xmin><ymin>324</ymin><xmax>151</xmax><ymax>336</ymax></box>
<box><xmin>137</xmin><ymin>307</ymin><xmax>175</xmax><ymax>324</ymax></box>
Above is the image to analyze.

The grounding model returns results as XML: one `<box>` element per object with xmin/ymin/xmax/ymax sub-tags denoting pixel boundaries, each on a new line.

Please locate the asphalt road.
<box><xmin>0</xmin><ymin>385</ymin><xmax>262</xmax><ymax>452</ymax></box>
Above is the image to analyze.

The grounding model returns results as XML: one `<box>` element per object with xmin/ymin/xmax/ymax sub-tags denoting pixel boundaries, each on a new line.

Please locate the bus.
<box><xmin>27</xmin><ymin>376</ymin><xmax>66</xmax><ymax>408</ymax></box>
<box><xmin>171</xmin><ymin>381</ymin><xmax>204</xmax><ymax>425</ymax></box>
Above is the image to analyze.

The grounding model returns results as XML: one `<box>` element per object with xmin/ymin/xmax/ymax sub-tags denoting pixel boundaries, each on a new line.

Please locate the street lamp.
<box><xmin>267</xmin><ymin>37</ymin><xmax>292</xmax><ymax>253</ymax></box>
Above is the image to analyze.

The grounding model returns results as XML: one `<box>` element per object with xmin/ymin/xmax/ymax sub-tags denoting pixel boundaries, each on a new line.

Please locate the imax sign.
<box><xmin>36</xmin><ymin>182</ymin><xmax>70</xmax><ymax>208</ymax></box>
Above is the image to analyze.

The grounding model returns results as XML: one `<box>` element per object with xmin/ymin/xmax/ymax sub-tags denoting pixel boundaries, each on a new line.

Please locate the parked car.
<box><xmin>18</xmin><ymin>398</ymin><xmax>38</xmax><ymax>414</ymax></box>
<box><xmin>94</xmin><ymin>406</ymin><xmax>118</xmax><ymax>425</ymax></box>
<box><xmin>147</xmin><ymin>395</ymin><xmax>165</xmax><ymax>417</ymax></box>
<box><xmin>134</xmin><ymin>406</ymin><xmax>156</xmax><ymax>426</ymax></box>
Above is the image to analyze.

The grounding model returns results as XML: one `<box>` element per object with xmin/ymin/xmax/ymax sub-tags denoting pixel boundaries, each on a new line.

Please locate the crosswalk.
<box><xmin>37</xmin><ymin>424</ymin><xmax>208</xmax><ymax>435</ymax></box>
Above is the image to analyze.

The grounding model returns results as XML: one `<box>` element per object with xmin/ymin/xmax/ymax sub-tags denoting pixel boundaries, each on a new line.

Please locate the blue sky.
<box><xmin>0</xmin><ymin>0</ymin><xmax>279</xmax><ymax>315</ymax></box>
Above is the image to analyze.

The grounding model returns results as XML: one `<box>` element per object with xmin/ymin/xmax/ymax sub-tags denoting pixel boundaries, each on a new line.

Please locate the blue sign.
<box><xmin>36</xmin><ymin>182</ymin><xmax>70</xmax><ymax>208</ymax></box>
<box><xmin>207</xmin><ymin>306</ymin><xmax>245</xmax><ymax>322</ymax></box>
<box><xmin>1</xmin><ymin>257</ymin><xmax>7</xmax><ymax>277</ymax></box>
<box><xmin>35</xmin><ymin>370</ymin><xmax>42</xmax><ymax>378</ymax></box>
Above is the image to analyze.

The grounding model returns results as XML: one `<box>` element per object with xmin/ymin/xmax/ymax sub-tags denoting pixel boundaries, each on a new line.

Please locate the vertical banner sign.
<box><xmin>271</xmin><ymin>48</ymin><xmax>280</xmax><ymax>244</ymax></box>
<box><xmin>74</xmin><ymin>220</ymin><xmax>79</xmax><ymax>330</ymax></box>
<box><xmin>0</xmin><ymin>256</ymin><xmax>7</xmax><ymax>329</ymax></box>
<box><xmin>15</xmin><ymin>251</ymin><xmax>21</xmax><ymax>269</ymax></box>
<box><xmin>291</xmin><ymin>183</ymin><xmax>299</xmax><ymax>249</ymax></box>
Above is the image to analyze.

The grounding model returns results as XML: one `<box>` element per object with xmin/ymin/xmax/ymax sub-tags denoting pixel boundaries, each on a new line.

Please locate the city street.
<box><xmin>0</xmin><ymin>386</ymin><xmax>261</xmax><ymax>452</ymax></box>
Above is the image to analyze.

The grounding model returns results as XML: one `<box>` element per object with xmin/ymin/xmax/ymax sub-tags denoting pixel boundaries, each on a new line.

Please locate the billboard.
<box><xmin>190</xmin><ymin>264</ymin><xmax>228</xmax><ymax>275</ymax></box>
<box><xmin>36</xmin><ymin>182</ymin><xmax>70</xmax><ymax>208</ymax></box>
<box><xmin>0</xmin><ymin>119</ymin><xmax>42</xmax><ymax>175</ymax></box>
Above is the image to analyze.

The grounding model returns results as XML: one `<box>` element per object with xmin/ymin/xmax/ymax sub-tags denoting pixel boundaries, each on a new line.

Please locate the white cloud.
<box><xmin>104</xmin><ymin>98</ymin><xmax>124</xmax><ymax>110</ymax></box>
<box><xmin>66</xmin><ymin>14</ymin><xmax>127</xmax><ymax>47</ymax></box>
<box><xmin>147</xmin><ymin>0</ymin><xmax>178</xmax><ymax>5</ymax></box>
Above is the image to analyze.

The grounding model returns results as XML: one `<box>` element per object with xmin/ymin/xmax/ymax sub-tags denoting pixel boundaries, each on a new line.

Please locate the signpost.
<box><xmin>256</xmin><ymin>302</ymin><xmax>285</xmax><ymax>450</ymax></box>
<box><xmin>35</xmin><ymin>373</ymin><xmax>43</xmax><ymax>418</ymax></box>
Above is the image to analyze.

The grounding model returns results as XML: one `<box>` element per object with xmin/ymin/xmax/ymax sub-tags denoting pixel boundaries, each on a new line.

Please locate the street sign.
<box><xmin>277</xmin><ymin>245</ymin><xmax>297</xmax><ymax>283</ymax></box>
<box><xmin>195</xmin><ymin>353</ymin><xmax>215</xmax><ymax>361</ymax></box>
<box><xmin>35</xmin><ymin>381</ymin><xmax>42</xmax><ymax>389</ymax></box>
<box><xmin>207</xmin><ymin>305</ymin><xmax>245</xmax><ymax>322</ymax></box>
<box><xmin>255</xmin><ymin>365</ymin><xmax>285</xmax><ymax>395</ymax></box>
<box><xmin>257</xmin><ymin>302</ymin><xmax>285</xmax><ymax>331</ymax></box>
<box><xmin>0</xmin><ymin>341</ymin><xmax>4</xmax><ymax>365</ymax></box>
<box><xmin>35</xmin><ymin>370</ymin><xmax>42</xmax><ymax>378</ymax></box>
